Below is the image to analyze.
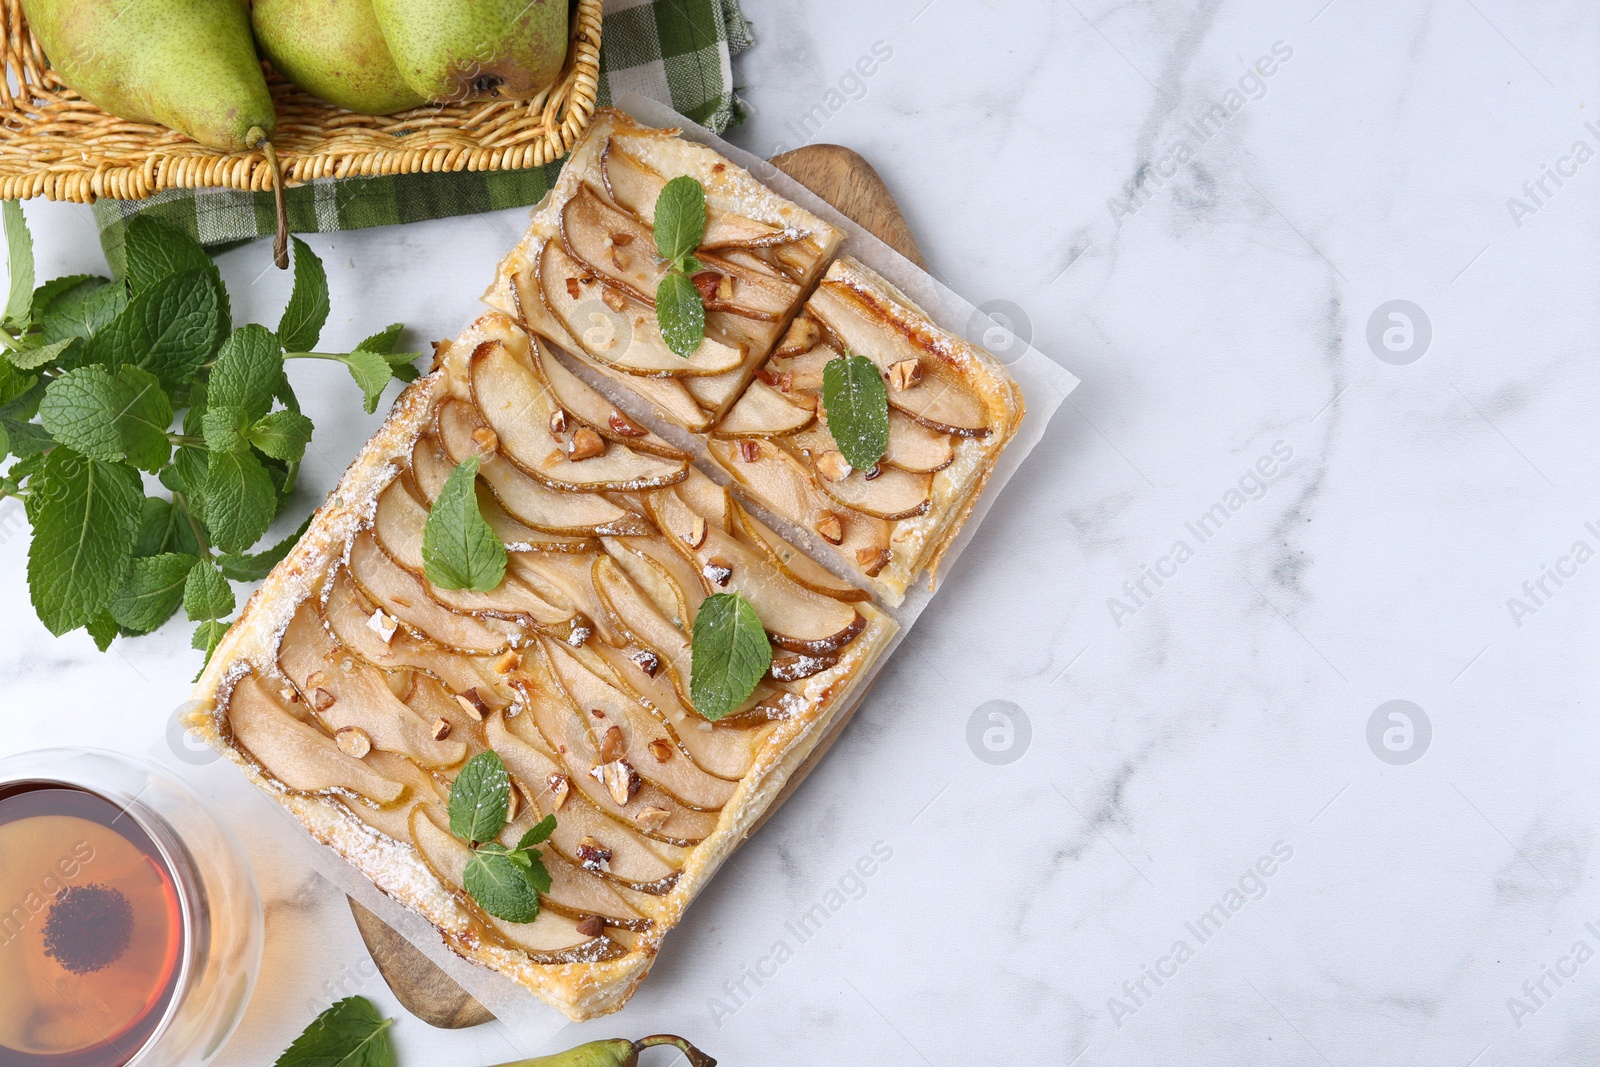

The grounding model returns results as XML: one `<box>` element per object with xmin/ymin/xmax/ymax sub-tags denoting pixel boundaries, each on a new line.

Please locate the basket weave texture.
<box><xmin>0</xmin><ymin>0</ymin><xmax>602</xmax><ymax>203</ymax></box>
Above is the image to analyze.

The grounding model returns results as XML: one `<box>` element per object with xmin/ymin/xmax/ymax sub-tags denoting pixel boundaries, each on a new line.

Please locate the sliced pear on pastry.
<box><xmin>538</xmin><ymin>239</ymin><xmax>746</xmax><ymax>377</ymax></box>
<box><xmin>348</xmin><ymin>530</ymin><xmax>511</xmax><ymax>655</ymax></box>
<box><xmin>278</xmin><ymin>601</ymin><xmax>468</xmax><ymax>767</ymax></box>
<box><xmin>809</xmin><ymin>454</ymin><xmax>931</xmax><ymax>522</ymax></box>
<box><xmin>884</xmin><ymin>409</ymin><xmax>955</xmax><ymax>473</ymax></box>
<box><xmin>589</xmin><ymin>555</ymin><xmax>692</xmax><ymax>675</ymax></box>
<box><xmin>602</xmin><ymin>535</ymin><xmax>704</xmax><ymax>628</ymax></box>
<box><xmin>600</xmin><ymin>139</ymin><xmax>792</xmax><ymax>250</ymax></box>
<box><xmin>562</xmin><ymin>183</ymin><xmax>674</xmax><ymax>305</ymax></box>
<box><xmin>529</xmin><ymin>340</ymin><xmax>685</xmax><ymax>460</ymax></box>
<box><xmin>226</xmin><ymin>673</ymin><xmax>405</xmax><ymax>804</ymax></box>
<box><xmin>468</xmin><ymin>338</ymin><xmax>689</xmax><ymax>492</ymax></box>
<box><xmin>732</xmin><ymin>503</ymin><xmax>869</xmax><ymax>603</ymax></box>
<box><xmin>337</xmin><ymin>749</ymin><xmax>448</xmax><ymax>841</ymax></box>
<box><xmin>716</xmin><ymin>379</ymin><xmax>814</xmax><ymax>437</ymax></box>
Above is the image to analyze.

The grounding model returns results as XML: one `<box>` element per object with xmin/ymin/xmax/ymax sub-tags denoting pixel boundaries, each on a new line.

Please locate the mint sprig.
<box><xmin>652</xmin><ymin>175</ymin><xmax>709</xmax><ymax>359</ymax></box>
<box><xmin>272</xmin><ymin>996</ymin><xmax>395</xmax><ymax>1067</ymax></box>
<box><xmin>422</xmin><ymin>455</ymin><xmax>507</xmax><ymax>592</ymax></box>
<box><xmin>447</xmin><ymin>751</ymin><xmax>555</xmax><ymax>923</ymax></box>
<box><xmin>821</xmin><ymin>353</ymin><xmax>891</xmax><ymax>472</ymax></box>
<box><xmin>0</xmin><ymin>207</ymin><xmax>420</xmax><ymax>658</ymax></box>
<box><xmin>689</xmin><ymin>591</ymin><xmax>773</xmax><ymax>721</ymax></box>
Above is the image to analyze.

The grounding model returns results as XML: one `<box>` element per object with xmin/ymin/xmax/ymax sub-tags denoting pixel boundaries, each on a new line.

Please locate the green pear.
<box><xmin>371</xmin><ymin>0</ymin><xmax>569</xmax><ymax>104</ymax></box>
<box><xmin>491</xmin><ymin>1035</ymin><xmax>716</xmax><ymax>1067</ymax></box>
<box><xmin>22</xmin><ymin>0</ymin><xmax>275</xmax><ymax>151</ymax></box>
<box><xmin>253</xmin><ymin>0</ymin><xmax>425</xmax><ymax>116</ymax></box>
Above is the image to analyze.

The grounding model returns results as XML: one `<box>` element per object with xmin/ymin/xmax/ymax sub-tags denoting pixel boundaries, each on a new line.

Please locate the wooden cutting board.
<box><xmin>348</xmin><ymin>143</ymin><xmax>924</xmax><ymax>1028</ymax></box>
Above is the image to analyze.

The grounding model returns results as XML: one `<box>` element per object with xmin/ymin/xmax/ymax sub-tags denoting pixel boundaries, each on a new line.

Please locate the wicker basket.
<box><xmin>0</xmin><ymin>0</ymin><xmax>602</xmax><ymax>202</ymax></box>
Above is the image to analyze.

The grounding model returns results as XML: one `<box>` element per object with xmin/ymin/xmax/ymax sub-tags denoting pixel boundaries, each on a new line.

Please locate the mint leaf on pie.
<box><xmin>276</xmin><ymin>238</ymin><xmax>330</xmax><ymax>353</ymax></box>
<box><xmin>464</xmin><ymin>849</ymin><xmax>542</xmax><ymax>924</ymax></box>
<box><xmin>110</xmin><ymin>553</ymin><xmax>198</xmax><ymax>635</ymax></box>
<box><xmin>653</xmin><ymin>175</ymin><xmax>708</xmax><ymax>265</ymax></box>
<box><xmin>821</xmin><ymin>354</ymin><xmax>890</xmax><ymax>472</ymax></box>
<box><xmin>272</xmin><ymin>996</ymin><xmax>395</xmax><ymax>1067</ymax></box>
<box><xmin>689</xmin><ymin>591</ymin><xmax>773</xmax><ymax>722</ymax></box>
<box><xmin>2</xmin><ymin>200</ymin><xmax>34</xmax><ymax>332</ymax></box>
<box><xmin>423</xmin><ymin>456</ymin><xmax>506</xmax><ymax>592</ymax></box>
<box><xmin>656</xmin><ymin>270</ymin><xmax>706</xmax><ymax>360</ymax></box>
<box><xmin>26</xmin><ymin>449</ymin><xmax>142</xmax><ymax>635</ymax></box>
<box><xmin>448</xmin><ymin>750</ymin><xmax>511</xmax><ymax>845</ymax></box>
<box><xmin>518</xmin><ymin>814</ymin><xmax>558</xmax><ymax>851</ymax></box>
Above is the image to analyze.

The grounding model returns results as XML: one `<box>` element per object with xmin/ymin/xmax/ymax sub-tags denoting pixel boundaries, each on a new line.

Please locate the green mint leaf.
<box><xmin>26</xmin><ymin>449</ymin><xmax>142</xmax><ymax>635</ymax></box>
<box><xmin>2</xmin><ymin>418</ymin><xmax>49</xmax><ymax>460</ymax></box>
<box><xmin>248</xmin><ymin>409</ymin><xmax>314</xmax><ymax>462</ymax></box>
<box><xmin>277</xmin><ymin>237</ymin><xmax>330</xmax><ymax>353</ymax></box>
<box><xmin>209</xmin><ymin>324</ymin><xmax>285</xmax><ymax>422</ymax></box>
<box><xmin>464</xmin><ymin>850</ymin><xmax>541</xmax><ymax>923</ymax></box>
<box><xmin>216</xmin><ymin>512</ymin><xmax>312</xmax><ymax>582</ymax></box>
<box><xmin>183</xmin><ymin>557</ymin><xmax>235</xmax><ymax>621</ymax></box>
<box><xmin>165</xmin><ymin>445</ymin><xmax>209</xmax><ymax>504</ymax></box>
<box><xmin>342</xmin><ymin>348</ymin><xmax>395</xmax><ymax>414</ymax></box>
<box><xmin>448</xmin><ymin>750</ymin><xmax>511</xmax><ymax>845</ymax></box>
<box><xmin>820</xmin><ymin>353</ymin><xmax>891</xmax><ymax>471</ymax></box>
<box><xmin>653</xmin><ymin>175</ymin><xmax>707</xmax><ymax>266</ymax></box>
<box><xmin>86</xmin><ymin>611</ymin><xmax>118</xmax><ymax>651</ymax></box>
<box><xmin>135</xmin><ymin>496</ymin><xmax>203</xmax><ymax>557</ymax></box>
<box><xmin>82</xmin><ymin>269</ymin><xmax>220</xmax><ymax>389</ymax></box>
<box><xmin>517</xmin><ymin>813</ymin><xmax>558</xmax><ymax>851</ymax></box>
<box><xmin>2</xmin><ymin>200</ymin><xmax>34</xmax><ymax>331</ymax></box>
<box><xmin>30</xmin><ymin>273</ymin><xmax>99</xmax><ymax>326</ymax></box>
<box><xmin>201</xmin><ymin>404</ymin><xmax>250</xmax><ymax>454</ymax></box>
<box><xmin>272</xmin><ymin>996</ymin><xmax>396</xmax><ymax>1067</ymax></box>
<box><xmin>356</xmin><ymin>323</ymin><xmax>403</xmax><ymax>354</ymax></box>
<box><xmin>656</xmin><ymin>270</ymin><xmax>706</xmax><ymax>359</ymax></box>
<box><xmin>191</xmin><ymin>616</ymin><xmax>229</xmax><ymax>656</ymax></box>
<box><xmin>422</xmin><ymin>456</ymin><xmax>506</xmax><ymax>592</ymax></box>
<box><xmin>110</xmin><ymin>552</ymin><xmax>198</xmax><ymax>634</ymax></box>
<box><xmin>689</xmin><ymin>591</ymin><xmax>773</xmax><ymax>722</ymax></box>
<box><xmin>41</xmin><ymin>278</ymin><xmax>126</xmax><ymax>346</ymax></box>
<box><xmin>202</xmin><ymin>448</ymin><xmax>277</xmax><ymax>553</ymax></box>
<box><xmin>39</xmin><ymin>365</ymin><xmax>173</xmax><ymax>472</ymax></box>
<box><xmin>123</xmin><ymin>215</ymin><xmax>211</xmax><ymax>293</ymax></box>
<box><xmin>7</xmin><ymin>336</ymin><xmax>77</xmax><ymax>371</ymax></box>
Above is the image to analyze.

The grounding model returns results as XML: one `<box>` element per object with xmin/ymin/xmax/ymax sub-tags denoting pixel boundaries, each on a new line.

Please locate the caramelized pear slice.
<box><xmin>677</xmin><ymin>468</ymin><xmax>733</xmax><ymax>531</ymax></box>
<box><xmin>808</xmin><ymin>280</ymin><xmax>991</xmax><ymax>436</ymax></box>
<box><xmin>337</xmin><ymin>749</ymin><xmax>448</xmax><ymax>842</ymax></box>
<box><xmin>589</xmin><ymin>554</ymin><xmax>692</xmax><ymax>677</ymax></box>
<box><xmin>529</xmin><ymin>341</ymin><xmax>685</xmax><ymax>460</ymax></box>
<box><xmin>469</xmin><ymin>338</ymin><xmax>689</xmax><ymax>492</ymax></box>
<box><xmin>278</xmin><ymin>602</ymin><xmax>468</xmax><ymax>768</ymax></box>
<box><xmin>511</xmin><ymin>550</ymin><xmax>621</xmax><ymax>647</ymax></box>
<box><xmin>603</xmin><ymin>536</ymin><xmax>703</xmax><ymax>629</ymax></box>
<box><xmin>485</xmin><ymin>714</ymin><xmax>683</xmax><ymax>887</ymax></box>
<box><xmin>808</xmin><ymin>452</ymin><xmax>932</xmax><ymax>521</ymax></box>
<box><xmin>732</xmin><ymin>503</ymin><xmax>870</xmax><ymax>603</ymax></box>
<box><xmin>601</xmin><ymin>139</ymin><xmax>792</xmax><ymax>249</ymax></box>
<box><xmin>562</xmin><ymin>183</ymin><xmax>673</xmax><ymax>305</ymax></box>
<box><xmin>647</xmin><ymin>488</ymin><xmax>865</xmax><ymax>655</ymax></box>
<box><xmin>403</xmin><ymin>673</ymin><xmax>490</xmax><ymax>757</ymax></box>
<box><xmin>543</xmin><ymin>637</ymin><xmax>735</xmax><ymax>810</ymax></box>
<box><xmin>769</xmin><ymin>647</ymin><xmax>841</xmax><ymax>682</ymax></box>
<box><xmin>538</xmin><ymin>849</ymin><xmax>646</xmax><ymax>925</ymax></box>
<box><xmin>716</xmin><ymin>379</ymin><xmax>814</xmax><ymax>438</ymax></box>
<box><xmin>347</xmin><ymin>530</ymin><xmax>510</xmax><ymax>655</ymax></box>
<box><xmin>409</xmin><ymin>810</ymin><xmax>615</xmax><ymax>958</ymax></box>
<box><xmin>538</xmin><ymin>239</ymin><xmax>746</xmax><ymax>377</ymax></box>
<box><xmin>885</xmin><ymin>409</ymin><xmax>956</xmax><ymax>473</ymax></box>
<box><xmin>225</xmin><ymin>673</ymin><xmax>405</xmax><ymax>804</ymax></box>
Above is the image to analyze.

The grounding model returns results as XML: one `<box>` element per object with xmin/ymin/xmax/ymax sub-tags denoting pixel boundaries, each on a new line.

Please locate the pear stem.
<box><xmin>260</xmin><ymin>140</ymin><xmax>289</xmax><ymax>270</ymax></box>
<box><xmin>632</xmin><ymin>1036</ymin><xmax>716</xmax><ymax>1067</ymax></box>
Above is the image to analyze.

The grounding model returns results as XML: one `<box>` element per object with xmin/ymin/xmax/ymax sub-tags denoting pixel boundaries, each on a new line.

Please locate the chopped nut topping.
<box><xmin>493</xmin><ymin>650</ymin><xmax>521</xmax><ymax>675</ymax></box>
<box><xmin>778</xmin><ymin>371</ymin><xmax>794</xmax><ymax>394</ymax></box>
<box><xmin>738</xmin><ymin>439</ymin><xmax>762</xmax><ymax>463</ymax></box>
<box><xmin>611</xmin><ymin>250</ymin><xmax>631</xmax><ymax>271</ymax></box>
<box><xmin>544</xmin><ymin>449</ymin><xmax>565</xmax><ymax>468</ymax></box>
<box><xmin>592</xmin><ymin>759</ymin><xmax>642</xmax><ymax>805</ymax></box>
<box><xmin>864</xmin><ymin>465</ymin><xmax>882</xmax><ymax>481</ymax></box>
<box><xmin>576</xmin><ymin>915</ymin><xmax>606</xmax><ymax>938</ymax></box>
<box><xmin>568</xmin><ymin>427</ymin><xmax>606</xmax><ymax>461</ymax></box>
<box><xmin>278</xmin><ymin>686</ymin><xmax>299</xmax><ymax>704</ymax></box>
<box><xmin>716</xmin><ymin>274</ymin><xmax>736</xmax><ymax>301</ymax></box>
<box><xmin>611</xmin><ymin>232</ymin><xmax>635</xmax><ymax>247</ymax></box>
<box><xmin>889</xmin><ymin>358</ymin><xmax>923</xmax><ymax>391</ymax></box>
<box><xmin>608</xmin><ymin>410</ymin><xmax>646</xmax><ymax>437</ymax></box>
<box><xmin>636</xmin><ymin>806</ymin><xmax>672</xmax><ymax>833</ymax></box>
<box><xmin>334</xmin><ymin>727</ymin><xmax>371</xmax><ymax>758</ymax></box>
<box><xmin>755</xmin><ymin>365</ymin><xmax>778</xmax><ymax>387</ymax></box>
<box><xmin>576</xmin><ymin>836</ymin><xmax>612</xmax><ymax>872</ymax></box>
<box><xmin>431</xmin><ymin>717</ymin><xmax>452</xmax><ymax>741</ymax></box>
<box><xmin>779</xmin><ymin>317</ymin><xmax>820</xmax><ymax>354</ymax></box>
<box><xmin>549</xmin><ymin>409</ymin><xmax>568</xmax><ymax>437</ymax></box>
<box><xmin>815</xmin><ymin>513</ymin><xmax>844</xmax><ymax>545</ymax></box>
<box><xmin>600</xmin><ymin>724</ymin><xmax>626</xmax><ymax>763</ymax></box>
<box><xmin>548</xmin><ymin>773</ymin><xmax>571</xmax><ymax>811</ymax></box>
<box><xmin>339</xmin><ymin>657</ymin><xmax>354</xmax><ymax>673</ymax></box>
<box><xmin>648</xmin><ymin>738</ymin><xmax>674</xmax><ymax>763</ymax></box>
<box><xmin>454</xmin><ymin>688</ymin><xmax>488</xmax><ymax>722</ymax></box>
<box><xmin>815</xmin><ymin>450</ymin><xmax>852</xmax><ymax>482</ymax></box>
<box><xmin>790</xmin><ymin>391</ymin><xmax>819</xmax><ymax>411</ymax></box>
<box><xmin>691</xmin><ymin>270</ymin><xmax>723</xmax><ymax>302</ymax></box>
<box><xmin>712</xmin><ymin>162</ymin><xmax>726</xmax><ymax>174</ymax></box>
<box><xmin>703</xmin><ymin>556</ymin><xmax>733</xmax><ymax>587</ymax></box>
<box><xmin>310</xmin><ymin>687</ymin><xmax>336</xmax><ymax>711</ymax></box>
<box><xmin>565</xmin><ymin>277</ymin><xmax>581</xmax><ymax>300</ymax></box>
<box><xmin>683</xmin><ymin>515</ymin><xmax>708</xmax><ymax>549</ymax></box>
<box><xmin>471</xmin><ymin>426</ymin><xmax>499</xmax><ymax>455</ymax></box>
<box><xmin>857</xmin><ymin>546</ymin><xmax>892</xmax><ymax>577</ymax></box>
<box><xmin>366</xmin><ymin>610</ymin><xmax>398</xmax><ymax>644</ymax></box>
<box><xmin>600</xmin><ymin>286</ymin><xmax>627</xmax><ymax>313</ymax></box>
<box><xmin>306</xmin><ymin>669</ymin><xmax>325</xmax><ymax>688</ymax></box>
<box><xmin>630</xmin><ymin>648</ymin><xmax>661</xmax><ymax>677</ymax></box>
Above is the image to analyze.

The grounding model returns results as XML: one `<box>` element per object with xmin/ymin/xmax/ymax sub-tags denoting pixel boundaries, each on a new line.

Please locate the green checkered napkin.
<box><xmin>93</xmin><ymin>0</ymin><xmax>753</xmax><ymax>273</ymax></box>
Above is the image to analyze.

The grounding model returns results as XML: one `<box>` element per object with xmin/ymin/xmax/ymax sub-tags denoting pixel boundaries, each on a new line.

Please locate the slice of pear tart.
<box><xmin>709</xmin><ymin>257</ymin><xmax>1024</xmax><ymax>605</ymax></box>
<box><xmin>486</xmin><ymin>109</ymin><xmax>844</xmax><ymax>433</ymax></box>
<box><xmin>190</xmin><ymin>314</ymin><xmax>895</xmax><ymax>1022</ymax></box>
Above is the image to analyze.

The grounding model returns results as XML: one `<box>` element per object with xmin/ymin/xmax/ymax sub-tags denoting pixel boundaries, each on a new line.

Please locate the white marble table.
<box><xmin>11</xmin><ymin>0</ymin><xmax>1600</xmax><ymax>1062</ymax></box>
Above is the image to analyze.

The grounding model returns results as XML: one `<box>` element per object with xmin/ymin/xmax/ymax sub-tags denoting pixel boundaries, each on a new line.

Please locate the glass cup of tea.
<box><xmin>0</xmin><ymin>748</ymin><xmax>263</xmax><ymax>1067</ymax></box>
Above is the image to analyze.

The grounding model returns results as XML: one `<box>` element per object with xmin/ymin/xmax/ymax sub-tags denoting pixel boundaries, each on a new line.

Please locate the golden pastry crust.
<box><xmin>188</xmin><ymin>313</ymin><xmax>895</xmax><ymax>1021</ymax></box>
